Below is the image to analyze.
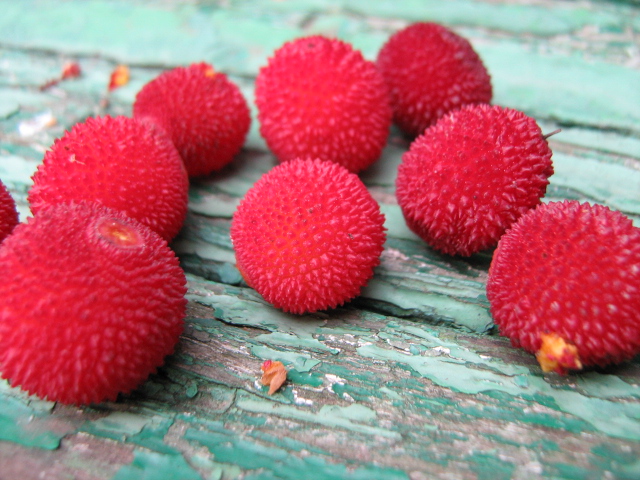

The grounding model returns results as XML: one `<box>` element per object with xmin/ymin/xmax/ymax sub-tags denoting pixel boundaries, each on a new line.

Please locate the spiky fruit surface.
<box><xmin>377</xmin><ymin>22</ymin><xmax>492</xmax><ymax>138</ymax></box>
<box><xmin>487</xmin><ymin>201</ymin><xmax>640</xmax><ymax>372</ymax></box>
<box><xmin>28</xmin><ymin>116</ymin><xmax>189</xmax><ymax>241</ymax></box>
<box><xmin>255</xmin><ymin>36</ymin><xmax>392</xmax><ymax>173</ymax></box>
<box><xmin>133</xmin><ymin>62</ymin><xmax>251</xmax><ymax>177</ymax></box>
<box><xmin>0</xmin><ymin>203</ymin><xmax>187</xmax><ymax>404</ymax></box>
<box><xmin>0</xmin><ymin>180</ymin><xmax>18</xmax><ymax>244</ymax></box>
<box><xmin>396</xmin><ymin>104</ymin><xmax>553</xmax><ymax>256</ymax></box>
<box><xmin>231</xmin><ymin>158</ymin><xmax>386</xmax><ymax>314</ymax></box>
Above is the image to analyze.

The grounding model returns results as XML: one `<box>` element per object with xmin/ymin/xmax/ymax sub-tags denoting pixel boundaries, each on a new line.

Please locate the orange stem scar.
<box><xmin>536</xmin><ymin>332</ymin><xmax>583</xmax><ymax>375</ymax></box>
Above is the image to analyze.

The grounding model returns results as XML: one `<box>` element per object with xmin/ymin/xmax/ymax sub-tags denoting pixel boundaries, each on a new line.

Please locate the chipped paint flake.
<box><xmin>18</xmin><ymin>111</ymin><xmax>56</xmax><ymax>136</ymax></box>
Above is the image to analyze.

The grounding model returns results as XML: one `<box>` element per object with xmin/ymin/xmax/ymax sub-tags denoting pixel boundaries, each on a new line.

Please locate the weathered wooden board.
<box><xmin>1</xmin><ymin>1</ymin><xmax>639</xmax><ymax>479</ymax></box>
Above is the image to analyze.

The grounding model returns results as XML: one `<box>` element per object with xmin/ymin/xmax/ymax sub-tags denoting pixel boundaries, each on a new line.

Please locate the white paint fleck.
<box><xmin>432</xmin><ymin>346</ymin><xmax>451</xmax><ymax>355</ymax></box>
<box><xmin>293</xmin><ymin>389</ymin><xmax>314</xmax><ymax>406</ymax></box>
<box><xmin>324</xmin><ymin>374</ymin><xmax>345</xmax><ymax>386</ymax></box>
<box><xmin>18</xmin><ymin>111</ymin><xmax>56</xmax><ymax>137</ymax></box>
<box><xmin>523</xmin><ymin>461</ymin><xmax>543</xmax><ymax>475</ymax></box>
<box><xmin>70</xmin><ymin>442</ymin><xmax>90</xmax><ymax>452</ymax></box>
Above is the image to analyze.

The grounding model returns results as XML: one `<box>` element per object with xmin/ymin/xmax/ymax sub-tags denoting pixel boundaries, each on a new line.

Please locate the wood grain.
<box><xmin>1</xmin><ymin>1</ymin><xmax>639</xmax><ymax>479</ymax></box>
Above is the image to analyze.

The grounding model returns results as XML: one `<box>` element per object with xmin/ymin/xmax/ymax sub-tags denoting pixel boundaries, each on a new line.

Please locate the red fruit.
<box><xmin>134</xmin><ymin>62</ymin><xmax>251</xmax><ymax>177</ymax></box>
<box><xmin>396</xmin><ymin>104</ymin><xmax>553</xmax><ymax>256</ymax></box>
<box><xmin>0</xmin><ymin>180</ymin><xmax>18</xmax><ymax>243</ymax></box>
<box><xmin>487</xmin><ymin>201</ymin><xmax>640</xmax><ymax>373</ymax></box>
<box><xmin>28</xmin><ymin>115</ymin><xmax>189</xmax><ymax>241</ymax></box>
<box><xmin>377</xmin><ymin>22</ymin><xmax>492</xmax><ymax>138</ymax></box>
<box><xmin>231</xmin><ymin>158</ymin><xmax>386</xmax><ymax>314</ymax></box>
<box><xmin>255</xmin><ymin>36</ymin><xmax>392</xmax><ymax>173</ymax></box>
<box><xmin>0</xmin><ymin>203</ymin><xmax>187</xmax><ymax>404</ymax></box>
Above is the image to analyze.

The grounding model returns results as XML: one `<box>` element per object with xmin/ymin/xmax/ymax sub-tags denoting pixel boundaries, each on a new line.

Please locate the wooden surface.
<box><xmin>1</xmin><ymin>1</ymin><xmax>640</xmax><ymax>479</ymax></box>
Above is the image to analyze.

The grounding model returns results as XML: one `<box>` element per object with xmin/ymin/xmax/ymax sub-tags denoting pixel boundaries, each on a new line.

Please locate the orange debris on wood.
<box><xmin>260</xmin><ymin>360</ymin><xmax>287</xmax><ymax>395</ymax></box>
<box><xmin>109</xmin><ymin>65</ymin><xmax>130</xmax><ymax>91</ymax></box>
<box><xmin>61</xmin><ymin>61</ymin><xmax>81</xmax><ymax>80</ymax></box>
<box><xmin>39</xmin><ymin>61</ymin><xmax>82</xmax><ymax>91</ymax></box>
<box><xmin>535</xmin><ymin>332</ymin><xmax>583</xmax><ymax>375</ymax></box>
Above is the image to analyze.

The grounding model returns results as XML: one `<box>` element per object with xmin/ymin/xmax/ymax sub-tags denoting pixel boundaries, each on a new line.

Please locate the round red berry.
<box><xmin>396</xmin><ymin>104</ymin><xmax>554</xmax><ymax>256</ymax></box>
<box><xmin>28</xmin><ymin>116</ymin><xmax>189</xmax><ymax>241</ymax></box>
<box><xmin>0</xmin><ymin>180</ymin><xmax>18</xmax><ymax>244</ymax></box>
<box><xmin>487</xmin><ymin>201</ymin><xmax>640</xmax><ymax>372</ymax></box>
<box><xmin>255</xmin><ymin>36</ymin><xmax>392</xmax><ymax>173</ymax></box>
<box><xmin>0</xmin><ymin>203</ymin><xmax>187</xmax><ymax>404</ymax></box>
<box><xmin>231</xmin><ymin>158</ymin><xmax>386</xmax><ymax>314</ymax></box>
<box><xmin>134</xmin><ymin>62</ymin><xmax>251</xmax><ymax>177</ymax></box>
<box><xmin>377</xmin><ymin>22</ymin><xmax>492</xmax><ymax>138</ymax></box>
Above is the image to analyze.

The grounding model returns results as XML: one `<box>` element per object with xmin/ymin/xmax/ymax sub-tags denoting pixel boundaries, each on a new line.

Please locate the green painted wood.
<box><xmin>1</xmin><ymin>1</ymin><xmax>639</xmax><ymax>479</ymax></box>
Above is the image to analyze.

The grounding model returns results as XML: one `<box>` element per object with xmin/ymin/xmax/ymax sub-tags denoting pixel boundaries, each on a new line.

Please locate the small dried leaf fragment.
<box><xmin>260</xmin><ymin>360</ymin><xmax>287</xmax><ymax>395</ymax></box>
<box><xmin>109</xmin><ymin>65</ymin><xmax>130</xmax><ymax>91</ymax></box>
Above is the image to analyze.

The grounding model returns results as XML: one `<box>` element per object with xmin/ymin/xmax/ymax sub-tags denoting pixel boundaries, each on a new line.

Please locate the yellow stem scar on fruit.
<box><xmin>536</xmin><ymin>332</ymin><xmax>583</xmax><ymax>375</ymax></box>
<box><xmin>97</xmin><ymin>218</ymin><xmax>143</xmax><ymax>247</ymax></box>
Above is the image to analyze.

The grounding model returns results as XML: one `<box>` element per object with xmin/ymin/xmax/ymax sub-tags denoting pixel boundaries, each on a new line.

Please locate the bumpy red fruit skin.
<box><xmin>377</xmin><ymin>22</ymin><xmax>492</xmax><ymax>138</ymax></box>
<box><xmin>0</xmin><ymin>203</ymin><xmax>187</xmax><ymax>405</ymax></box>
<box><xmin>133</xmin><ymin>62</ymin><xmax>251</xmax><ymax>177</ymax></box>
<box><xmin>230</xmin><ymin>158</ymin><xmax>386</xmax><ymax>314</ymax></box>
<box><xmin>396</xmin><ymin>104</ymin><xmax>553</xmax><ymax>256</ymax></box>
<box><xmin>487</xmin><ymin>201</ymin><xmax>640</xmax><ymax>370</ymax></box>
<box><xmin>255</xmin><ymin>36</ymin><xmax>392</xmax><ymax>173</ymax></box>
<box><xmin>28</xmin><ymin>116</ymin><xmax>189</xmax><ymax>241</ymax></box>
<box><xmin>0</xmin><ymin>180</ymin><xmax>18</xmax><ymax>244</ymax></box>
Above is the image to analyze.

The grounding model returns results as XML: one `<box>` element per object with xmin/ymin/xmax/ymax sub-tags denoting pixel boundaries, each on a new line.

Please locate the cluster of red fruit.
<box><xmin>235</xmin><ymin>23</ymin><xmax>640</xmax><ymax>375</ymax></box>
<box><xmin>0</xmin><ymin>63</ymin><xmax>252</xmax><ymax>404</ymax></box>
<box><xmin>1</xmin><ymin>22</ymin><xmax>639</xmax><ymax>407</ymax></box>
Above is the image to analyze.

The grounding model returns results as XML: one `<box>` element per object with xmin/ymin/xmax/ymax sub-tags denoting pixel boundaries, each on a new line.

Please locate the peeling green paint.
<box><xmin>468</xmin><ymin>451</ymin><xmax>516</xmax><ymax>480</ymax></box>
<box><xmin>235</xmin><ymin>391</ymin><xmax>404</xmax><ymax>440</ymax></box>
<box><xmin>483</xmin><ymin>41</ymin><xmax>640</xmax><ymax>133</ymax></box>
<box><xmin>547</xmin><ymin>461</ymin><xmax>595</xmax><ymax>480</ymax></box>
<box><xmin>357</xmin><ymin>343</ymin><xmax>640</xmax><ymax>440</ymax></box>
<box><xmin>575</xmin><ymin>372</ymin><xmax>640</xmax><ymax>399</ymax></box>
<box><xmin>361</xmin><ymin>277</ymin><xmax>493</xmax><ymax>333</ymax></box>
<box><xmin>113</xmin><ymin>449</ymin><xmax>202</xmax><ymax>480</ymax></box>
<box><xmin>83</xmin><ymin>411</ymin><xmax>158</xmax><ymax>439</ymax></box>
<box><xmin>250</xmin><ymin>345</ymin><xmax>321</xmax><ymax>374</ymax></box>
<box><xmin>285</xmin><ymin>369</ymin><xmax>324</xmax><ymax>388</ymax></box>
<box><xmin>0</xmin><ymin>381</ymin><xmax>61</xmax><ymax>450</ymax></box>
<box><xmin>2</xmin><ymin>0</ymin><xmax>640</xmax><ymax>478</ymax></box>
<box><xmin>254</xmin><ymin>332</ymin><xmax>340</xmax><ymax>355</ymax></box>
<box><xmin>591</xmin><ymin>443</ymin><xmax>640</xmax><ymax>480</ymax></box>
<box><xmin>550</xmin><ymin>152</ymin><xmax>640</xmax><ymax>222</ymax></box>
<box><xmin>185</xmin><ymin>424</ymin><xmax>409</xmax><ymax>480</ymax></box>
